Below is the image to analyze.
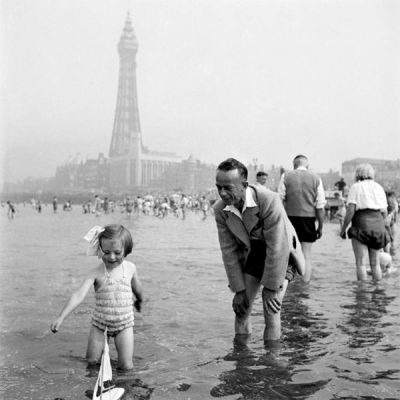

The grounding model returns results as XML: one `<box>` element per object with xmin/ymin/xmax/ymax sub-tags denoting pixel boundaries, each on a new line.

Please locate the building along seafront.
<box><xmin>342</xmin><ymin>158</ymin><xmax>400</xmax><ymax>193</ymax></box>
<box><xmin>6</xmin><ymin>17</ymin><xmax>400</xmax><ymax>197</ymax></box>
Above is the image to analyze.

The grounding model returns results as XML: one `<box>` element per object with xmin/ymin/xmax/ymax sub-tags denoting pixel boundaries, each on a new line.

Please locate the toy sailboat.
<box><xmin>92</xmin><ymin>329</ymin><xmax>125</xmax><ymax>400</ymax></box>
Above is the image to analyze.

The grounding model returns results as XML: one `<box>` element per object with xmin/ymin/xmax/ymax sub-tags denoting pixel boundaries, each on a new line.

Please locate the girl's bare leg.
<box><xmin>86</xmin><ymin>325</ymin><xmax>105</xmax><ymax>364</ymax></box>
<box><xmin>114</xmin><ymin>327</ymin><xmax>134</xmax><ymax>370</ymax></box>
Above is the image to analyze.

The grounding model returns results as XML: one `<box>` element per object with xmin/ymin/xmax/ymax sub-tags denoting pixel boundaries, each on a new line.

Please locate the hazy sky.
<box><xmin>1</xmin><ymin>0</ymin><xmax>399</xmax><ymax>184</ymax></box>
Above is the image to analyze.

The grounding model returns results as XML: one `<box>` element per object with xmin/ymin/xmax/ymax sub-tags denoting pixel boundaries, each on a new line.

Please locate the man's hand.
<box><xmin>316</xmin><ymin>227</ymin><xmax>323</xmax><ymax>240</ymax></box>
<box><xmin>232</xmin><ymin>290</ymin><xmax>249</xmax><ymax>318</ymax></box>
<box><xmin>262</xmin><ymin>281</ymin><xmax>288</xmax><ymax>314</ymax></box>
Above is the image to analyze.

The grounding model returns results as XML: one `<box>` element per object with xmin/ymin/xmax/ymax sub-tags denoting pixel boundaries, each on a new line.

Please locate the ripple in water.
<box><xmin>1</xmin><ymin>208</ymin><xmax>399</xmax><ymax>399</ymax></box>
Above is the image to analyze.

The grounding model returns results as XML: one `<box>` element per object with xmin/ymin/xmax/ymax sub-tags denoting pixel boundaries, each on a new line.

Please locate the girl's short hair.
<box><xmin>98</xmin><ymin>224</ymin><xmax>133</xmax><ymax>256</ymax></box>
<box><xmin>355</xmin><ymin>163</ymin><xmax>375</xmax><ymax>181</ymax></box>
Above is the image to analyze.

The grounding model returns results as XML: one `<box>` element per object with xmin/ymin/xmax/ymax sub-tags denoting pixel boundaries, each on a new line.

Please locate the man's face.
<box><xmin>256</xmin><ymin>175</ymin><xmax>267</xmax><ymax>186</ymax></box>
<box><xmin>216</xmin><ymin>169</ymin><xmax>247</xmax><ymax>208</ymax></box>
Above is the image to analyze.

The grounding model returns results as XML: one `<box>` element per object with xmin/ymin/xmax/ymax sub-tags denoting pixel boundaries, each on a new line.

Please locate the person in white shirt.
<box><xmin>340</xmin><ymin>163</ymin><xmax>389</xmax><ymax>281</ymax></box>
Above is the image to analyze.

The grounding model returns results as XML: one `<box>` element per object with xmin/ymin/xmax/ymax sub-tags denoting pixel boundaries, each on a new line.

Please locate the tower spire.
<box><xmin>109</xmin><ymin>13</ymin><xmax>141</xmax><ymax>158</ymax></box>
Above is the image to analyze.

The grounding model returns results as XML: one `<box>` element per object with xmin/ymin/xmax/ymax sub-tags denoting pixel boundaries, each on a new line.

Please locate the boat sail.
<box><xmin>92</xmin><ymin>329</ymin><xmax>125</xmax><ymax>400</ymax></box>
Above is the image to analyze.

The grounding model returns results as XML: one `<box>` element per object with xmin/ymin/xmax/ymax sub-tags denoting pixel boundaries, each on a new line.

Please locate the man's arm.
<box><xmin>260</xmin><ymin>193</ymin><xmax>290</xmax><ymax>291</ymax></box>
<box><xmin>315</xmin><ymin>178</ymin><xmax>327</xmax><ymax>209</ymax></box>
<box><xmin>277</xmin><ymin>174</ymin><xmax>286</xmax><ymax>201</ymax></box>
<box><xmin>214</xmin><ymin>207</ymin><xmax>246</xmax><ymax>293</ymax></box>
<box><xmin>316</xmin><ymin>208</ymin><xmax>324</xmax><ymax>239</ymax></box>
<box><xmin>315</xmin><ymin>178</ymin><xmax>326</xmax><ymax>239</ymax></box>
<box><xmin>215</xmin><ymin>208</ymin><xmax>252</xmax><ymax>317</ymax></box>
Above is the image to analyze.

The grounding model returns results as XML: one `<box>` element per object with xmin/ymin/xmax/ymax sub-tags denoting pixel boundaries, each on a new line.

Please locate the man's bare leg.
<box><xmin>262</xmin><ymin>280</ymin><xmax>288</xmax><ymax>342</ymax></box>
<box><xmin>301</xmin><ymin>242</ymin><xmax>313</xmax><ymax>282</ymax></box>
<box><xmin>234</xmin><ymin>274</ymin><xmax>261</xmax><ymax>335</ymax></box>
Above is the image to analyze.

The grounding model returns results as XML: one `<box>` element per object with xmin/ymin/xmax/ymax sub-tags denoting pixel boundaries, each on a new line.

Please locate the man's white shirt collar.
<box><xmin>223</xmin><ymin>187</ymin><xmax>257</xmax><ymax>220</ymax></box>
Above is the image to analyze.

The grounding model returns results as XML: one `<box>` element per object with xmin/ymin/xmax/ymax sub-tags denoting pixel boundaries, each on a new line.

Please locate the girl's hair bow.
<box><xmin>83</xmin><ymin>226</ymin><xmax>105</xmax><ymax>257</ymax></box>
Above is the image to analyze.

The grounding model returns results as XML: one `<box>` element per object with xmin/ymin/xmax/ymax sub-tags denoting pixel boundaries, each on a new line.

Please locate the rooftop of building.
<box><xmin>343</xmin><ymin>157</ymin><xmax>400</xmax><ymax>165</ymax></box>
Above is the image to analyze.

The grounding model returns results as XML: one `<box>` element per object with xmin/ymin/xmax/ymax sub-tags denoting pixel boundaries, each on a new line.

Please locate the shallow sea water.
<box><xmin>0</xmin><ymin>205</ymin><xmax>399</xmax><ymax>399</ymax></box>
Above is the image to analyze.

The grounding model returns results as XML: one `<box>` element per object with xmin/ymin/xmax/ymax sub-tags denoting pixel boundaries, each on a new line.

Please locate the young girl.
<box><xmin>51</xmin><ymin>224</ymin><xmax>143</xmax><ymax>371</ymax></box>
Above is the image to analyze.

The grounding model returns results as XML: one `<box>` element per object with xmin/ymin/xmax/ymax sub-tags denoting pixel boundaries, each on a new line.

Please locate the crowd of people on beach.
<box><xmin>3</xmin><ymin>160</ymin><xmax>398</xmax><ymax>283</ymax></box>
<box><xmin>46</xmin><ymin>157</ymin><xmax>397</xmax><ymax>360</ymax></box>
<box><xmin>3</xmin><ymin>158</ymin><xmax>398</xmax><ymax>280</ymax></box>
<box><xmin>2</xmin><ymin>191</ymin><xmax>217</xmax><ymax>221</ymax></box>
<box><xmin>3</xmin><ymin>156</ymin><xmax>399</xmax><ymax>380</ymax></box>
<box><xmin>79</xmin><ymin>192</ymin><xmax>214</xmax><ymax>220</ymax></box>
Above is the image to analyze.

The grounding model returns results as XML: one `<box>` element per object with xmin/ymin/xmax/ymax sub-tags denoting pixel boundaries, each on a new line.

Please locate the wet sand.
<box><xmin>1</xmin><ymin>206</ymin><xmax>399</xmax><ymax>399</ymax></box>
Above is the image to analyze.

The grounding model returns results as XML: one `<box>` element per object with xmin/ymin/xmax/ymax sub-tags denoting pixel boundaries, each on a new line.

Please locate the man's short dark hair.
<box><xmin>293</xmin><ymin>154</ymin><xmax>308</xmax><ymax>169</ymax></box>
<box><xmin>217</xmin><ymin>158</ymin><xmax>248</xmax><ymax>179</ymax></box>
<box><xmin>256</xmin><ymin>171</ymin><xmax>268</xmax><ymax>178</ymax></box>
<box><xmin>293</xmin><ymin>154</ymin><xmax>308</xmax><ymax>162</ymax></box>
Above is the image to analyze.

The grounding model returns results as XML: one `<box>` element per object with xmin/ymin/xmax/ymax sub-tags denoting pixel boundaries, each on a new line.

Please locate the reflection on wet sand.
<box><xmin>332</xmin><ymin>282</ymin><xmax>400</xmax><ymax>390</ymax></box>
<box><xmin>340</xmin><ymin>283</ymin><xmax>395</xmax><ymax>349</ymax></box>
<box><xmin>210</xmin><ymin>334</ymin><xmax>330</xmax><ymax>400</ymax></box>
<box><xmin>211</xmin><ymin>279</ymin><xmax>331</xmax><ymax>399</ymax></box>
<box><xmin>1</xmin><ymin>210</ymin><xmax>399</xmax><ymax>399</ymax></box>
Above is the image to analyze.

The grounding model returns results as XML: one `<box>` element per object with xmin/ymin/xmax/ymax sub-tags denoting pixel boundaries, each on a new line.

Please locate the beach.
<box><xmin>1</xmin><ymin>205</ymin><xmax>399</xmax><ymax>399</ymax></box>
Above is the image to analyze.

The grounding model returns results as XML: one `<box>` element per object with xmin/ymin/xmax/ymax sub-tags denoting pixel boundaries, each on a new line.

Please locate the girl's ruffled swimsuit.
<box><xmin>92</xmin><ymin>263</ymin><xmax>134</xmax><ymax>337</ymax></box>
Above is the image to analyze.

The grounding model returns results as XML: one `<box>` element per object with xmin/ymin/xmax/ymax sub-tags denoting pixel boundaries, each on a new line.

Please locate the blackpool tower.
<box><xmin>109</xmin><ymin>13</ymin><xmax>143</xmax><ymax>188</ymax></box>
<box><xmin>109</xmin><ymin>13</ymin><xmax>182</xmax><ymax>190</ymax></box>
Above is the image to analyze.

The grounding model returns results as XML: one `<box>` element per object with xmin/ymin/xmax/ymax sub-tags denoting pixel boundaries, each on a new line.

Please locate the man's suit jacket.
<box><xmin>214</xmin><ymin>186</ymin><xmax>304</xmax><ymax>292</ymax></box>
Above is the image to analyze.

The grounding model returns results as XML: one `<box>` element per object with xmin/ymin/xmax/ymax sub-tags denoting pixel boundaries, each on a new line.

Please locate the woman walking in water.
<box><xmin>340</xmin><ymin>164</ymin><xmax>390</xmax><ymax>281</ymax></box>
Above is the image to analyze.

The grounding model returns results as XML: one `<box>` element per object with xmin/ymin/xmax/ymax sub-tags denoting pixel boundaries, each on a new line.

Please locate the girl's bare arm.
<box><xmin>51</xmin><ymin>277</ymin><xmax>94</xmax><ymax>332</ymax></box>
<box><xmin>131</xmin><ymin>273</ymin><xmax>143</xmax><ymax>311</ymax></box>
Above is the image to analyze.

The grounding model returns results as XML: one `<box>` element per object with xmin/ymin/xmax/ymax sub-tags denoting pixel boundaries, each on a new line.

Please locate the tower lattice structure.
<box><xmin>109</xmin><ymin>13</ymin><xmax>184</xmax><ymax>190</ymax></box>
<box><xmin>109</xmin><ymin>13</ymin><xmax>143</xmax><ymax>187</ymax></box>
<box><xmin>109</xmin><ymin>12</ymin><xmax>141</xmax><ymax>157</ymax></box>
